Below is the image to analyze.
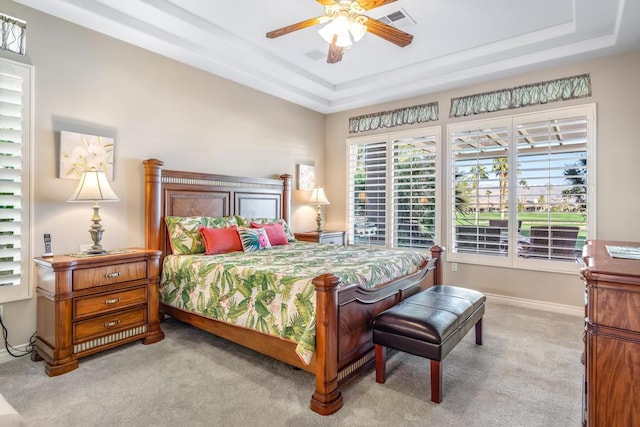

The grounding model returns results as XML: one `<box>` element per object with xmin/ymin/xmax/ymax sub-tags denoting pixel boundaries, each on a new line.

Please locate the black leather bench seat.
<box><xmin>372</xmin><ymin>285</ymin><xmax>486</xmax><ymax>403</ymax></box>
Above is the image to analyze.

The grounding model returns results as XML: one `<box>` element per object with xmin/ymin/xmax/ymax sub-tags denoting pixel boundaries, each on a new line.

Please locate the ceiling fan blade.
<box><xmin>364</xmin><ymin>18</ymin><xmax>413</xmax><ymax>47</ymax></box>
<box><xmin>266</xmin><ymin>16</ymin><xmax>324</xmax><ymax>39</ymax></box>
<box><xmin>327</xmin><ymin>36</ymin><xmax>344</xmax><ymax>64</ymax></box>
<box><xmin>359</xmin><ymin>0</ymin><xmax>397</xmax><ymax>11</ymax></box>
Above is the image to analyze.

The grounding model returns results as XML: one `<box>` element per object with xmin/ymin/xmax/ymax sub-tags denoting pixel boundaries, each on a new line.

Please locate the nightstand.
<box><xmin>294</xmin><ymin>231</ymin><xmax>346</xmax><ymax>245</ymax></box>
<box><xmin>32</xmin><ymin>248</ymin><xmax>164</xmax><ymax>376</ymax></box>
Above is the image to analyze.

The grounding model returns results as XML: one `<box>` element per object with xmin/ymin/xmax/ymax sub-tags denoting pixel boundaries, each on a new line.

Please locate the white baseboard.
<box><xmin>0</xmin><ymin>343</ymin><xmax>31</xmax><ymax>364</ymax></box>
<box><xmin>485</xmin><ymin>293</ymin><xmax>583</xmax><ymax>317</ymax></box>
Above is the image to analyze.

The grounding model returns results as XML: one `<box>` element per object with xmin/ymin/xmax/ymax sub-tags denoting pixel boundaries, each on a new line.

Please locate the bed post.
<box><xmin>429</xmin><ymin>245</ymin><xmax>444</xmax><ymax>285</ymax></box>
<box><xmin>280</xmin><ymin>174</ymin><xmax>292</xmax><ymax>225</ymax></box>
<box><xmin>310</xmin><ymin>273</ymin><xmax>343</xmax><ymax>415</ymax></box>
<box><xmin>144</xmin><ymin>159</ymin><xmax>164</xmax><ymax>250</ymax></box>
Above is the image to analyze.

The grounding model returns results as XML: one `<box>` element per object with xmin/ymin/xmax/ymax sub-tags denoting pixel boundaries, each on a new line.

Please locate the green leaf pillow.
<box><xmin>165</xmin><ymin>216</ymin><xmax>238</xmax><ymax>254</ymax></box>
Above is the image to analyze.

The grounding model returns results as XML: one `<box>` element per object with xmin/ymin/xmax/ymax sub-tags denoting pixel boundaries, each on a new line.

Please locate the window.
<box><xmin>448</xmin><ymin>104</ymin><xmax>594</xmax><ymax>271</ymax></box>
<box><xmin>0</xmin><ymin>58</ymin><xmax>32</xmax><ymax>303</ymax></box>
<box><xmin>347</xmin><ymin>127</ymin><xmax>440</xmax><ymax>249</ymax></box>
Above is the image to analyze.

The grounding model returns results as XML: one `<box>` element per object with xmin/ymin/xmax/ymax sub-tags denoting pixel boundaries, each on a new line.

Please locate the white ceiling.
<box><xmin>16</xmin><ymin>0</ymin><xmax>640</xmax><ymax>114</ymax></box>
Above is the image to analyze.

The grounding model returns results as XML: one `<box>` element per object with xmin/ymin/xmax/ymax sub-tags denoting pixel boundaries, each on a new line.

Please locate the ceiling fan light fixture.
<box><xmin>318</xmin><ymin>21</ymin><xmax>337</xmax><ymax>44</ymax></box>
<box><xmin>333</xmin><ymin>12</ymin><xmax>351</xmax><ymax>34</ymax></box>
<box><xmin>350</xmin><ymin>21</ymin><xmax>367</xmax><ymax>42</ymax></box>
<box><xmin>335</xmin><ymin>32</ymin><xmax>353</xmax><ymax>48</ymax></box>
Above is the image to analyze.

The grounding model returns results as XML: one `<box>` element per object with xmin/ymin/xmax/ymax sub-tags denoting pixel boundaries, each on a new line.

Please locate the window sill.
<box><xmin>447</xmin><ymin>252</ymin><xmax>582</xmax><ymax>275</ymax></box>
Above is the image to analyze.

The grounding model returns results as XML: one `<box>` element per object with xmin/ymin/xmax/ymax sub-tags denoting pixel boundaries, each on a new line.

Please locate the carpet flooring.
<box><xmin>0</xmin><ymin>301</ymin><xmax>584</xmax><ymax>426</ymax></box>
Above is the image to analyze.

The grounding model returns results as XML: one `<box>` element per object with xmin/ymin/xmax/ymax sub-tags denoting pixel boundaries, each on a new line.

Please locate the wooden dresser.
<box><xmin>581</xmin><ymin>240</ymin><xmax>640</xmax><ymax>426</ymax></box>
<box><xmin>32</xmin><ymin>248</ymin><xmax>164</xmax><ymax>376</ymax></box>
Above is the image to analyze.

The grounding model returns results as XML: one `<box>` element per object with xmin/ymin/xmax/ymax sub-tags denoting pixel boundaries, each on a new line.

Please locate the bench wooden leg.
<box><xmin>430</xmin><ymin>359</ymin><xmax>442</xmax><ymax>403</ymax></box>
<box><xmin>475</xmin><ymin>317</ymin><xmax>483</xmax><ymax>345</ymax></box>
<box><xmin>375</xmin><ymin>344</ymin><xmax>386</xmax><ymax>383</ymax></box>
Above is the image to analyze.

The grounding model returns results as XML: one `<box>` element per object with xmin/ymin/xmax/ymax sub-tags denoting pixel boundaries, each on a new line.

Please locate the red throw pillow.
<box><xmin>249</xmin><ymin>222</ymin><xmax>289</xmax><ymax>246</ymax></box>
<box><xmin>199</xmin><ymin>225</ymin><xmax>243</xmax><ymax>254</ymax></box>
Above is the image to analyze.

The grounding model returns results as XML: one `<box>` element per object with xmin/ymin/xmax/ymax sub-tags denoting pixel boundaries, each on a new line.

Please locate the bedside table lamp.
<box><xmin>308</xmin><ymin>186</ymin><xmax>330</xmax><ymax>232</ymax></box>
<box><xmin>68</xmin><ymin>168</ymin><xmax>119</xmax><ymax>254</ymax></box>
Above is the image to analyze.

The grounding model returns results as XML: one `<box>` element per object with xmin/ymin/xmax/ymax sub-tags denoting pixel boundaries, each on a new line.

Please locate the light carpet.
<box><xmin>0</xmin><ymin>301</ymin><xmax>583</xmax><ymax>426</ymax></box>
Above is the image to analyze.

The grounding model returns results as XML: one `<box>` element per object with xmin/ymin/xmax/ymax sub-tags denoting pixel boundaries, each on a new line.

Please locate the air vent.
<box><xmin>305</xmin><ymin>50</ymin><xmax>326</xmax><ymax>61</ymax></box>
<box><xmin>377</xmin><ymin>8</ymin><xmax>415</xmax><ymax>28</ymax></box>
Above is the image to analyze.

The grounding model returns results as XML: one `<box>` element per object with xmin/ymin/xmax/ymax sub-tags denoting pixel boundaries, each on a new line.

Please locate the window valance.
<box><xmin>0</xmin><ymin>13</ymin><xmax>26</xmax><ymax>55</ymax></box>
<box><xmin>449</xmin><ymin>74</ymin><xmax>591</xmax><ymax>118</ymax></box>
<box><xmin>349</xmin><ymin>102</ymin><xmax>438</xmax><ymax>134</ymax></box>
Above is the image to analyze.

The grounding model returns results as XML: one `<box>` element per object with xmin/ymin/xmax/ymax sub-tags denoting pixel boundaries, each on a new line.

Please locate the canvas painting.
<box><xmin>60</xmin><ymin>131</ymin><xmax>115</xmax><ymax>180</ymax></box>
<box><xmin>297</xmin><ymin>164</ymin><xmax>315</xmax><ymax>191</ymax></box>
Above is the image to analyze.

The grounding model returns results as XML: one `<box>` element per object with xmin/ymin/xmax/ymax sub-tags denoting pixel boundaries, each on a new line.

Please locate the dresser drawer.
<box><xmin>74</xmin><ymin>307</ymin><xmax>146</xmax><ymax>341</ymax></box>
<box><xmin>594</xmin><ymin>286</ymin><xmax>640</xmax><ymax>332</ymax></box>
<box><xmin>73</xmin><ymin>261</ymin><xmax>147</xmax><ymax>290</ymax></box>
<box><xmin>74</xmin><ymin>287</ymin><xmax>147</xmax><ymax>320</ymax></box>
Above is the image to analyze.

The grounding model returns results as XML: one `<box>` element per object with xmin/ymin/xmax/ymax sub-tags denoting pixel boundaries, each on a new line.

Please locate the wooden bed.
<box><xmin>143</xmin><ymin>159</ymin><xmax>443</xmax><ymax>415</ymax></box>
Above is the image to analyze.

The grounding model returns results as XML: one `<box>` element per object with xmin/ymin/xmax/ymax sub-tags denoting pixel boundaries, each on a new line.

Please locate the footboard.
<box><xmin>310</xmin><ymin>245</ymin><xmax>443</xmax><ymax>415</ymax></box>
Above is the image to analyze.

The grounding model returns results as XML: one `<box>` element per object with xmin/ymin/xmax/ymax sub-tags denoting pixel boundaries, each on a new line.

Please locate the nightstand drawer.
<box><xmin>74</xmin><ymin>287</ymin><xmax>147</xmax><ymax>320</ymax></box>
<box><xmin>73</xmin><ymin>261</ymin><xmax>147</xmax><ymax>290</ymax></box>
<box><xmin>74</xmin><ymin>307</ymin><xmax>146</xmax><ymax>341</ymax></box>
<box><xmin>320</xmin><ymin>235</ymin><xmax>343</xmax><ymax>245</ymax></box>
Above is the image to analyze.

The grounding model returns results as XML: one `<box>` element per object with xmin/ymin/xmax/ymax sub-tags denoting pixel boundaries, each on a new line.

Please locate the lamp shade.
<box><xmin>68</xmin><ymin>169</ymin><xmax>119</xmax><ymax>202</ymax></box>
<box><xmin>308</xmin><ymin>186</ymin><xmax>330</xmax><ymax>205</ymax></box>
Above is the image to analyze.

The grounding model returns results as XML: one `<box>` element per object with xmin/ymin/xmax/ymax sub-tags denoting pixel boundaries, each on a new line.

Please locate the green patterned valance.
<box><xmin>349</xmin><ymin>102</ymin><xmax>439</xmax><ymax>134</ymax></box>
<box><xmin>449</xmin><ymin>74</ymin><xmax>591</xmax><ymax>118</ymax></box>
<box><xmin>0</xmin><ymin>13</ymin><xmax>26</xmax><ymax>55</ymax></box>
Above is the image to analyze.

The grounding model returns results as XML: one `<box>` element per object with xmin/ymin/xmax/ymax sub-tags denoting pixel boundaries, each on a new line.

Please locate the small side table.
<box><xmin>32</xmin><ymin>248</ymin><xmax>164</xmax><ymax>376</ymax></box>
<box><xmin>294</xmin><ymin>231</ymin><xmax>346</xmax><ymax>245</ymax></box>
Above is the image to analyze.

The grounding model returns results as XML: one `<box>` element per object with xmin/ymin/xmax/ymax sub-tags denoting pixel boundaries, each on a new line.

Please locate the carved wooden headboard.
<box><xmin>143</xmin><ymin>159</ymin><xmax>292</xmax><ymax>258</ymax></box>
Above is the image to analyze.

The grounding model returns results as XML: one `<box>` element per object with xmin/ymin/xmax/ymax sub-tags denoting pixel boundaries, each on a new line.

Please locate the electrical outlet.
<box><xmin>451</xmin><ymin>262</ymin><xmax>458</xmax><ymax>272</ymax></box>
<box><xmin>0</xmin><ymin>304</ymin><xmax>3</xmax><ymax>320</ymax></box>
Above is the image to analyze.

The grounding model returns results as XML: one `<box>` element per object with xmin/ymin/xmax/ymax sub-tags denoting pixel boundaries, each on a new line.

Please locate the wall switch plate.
<box><xmin>451</xmin><ymin>262</ymin><xmax>458</xmax><ymax>272</ymax></box>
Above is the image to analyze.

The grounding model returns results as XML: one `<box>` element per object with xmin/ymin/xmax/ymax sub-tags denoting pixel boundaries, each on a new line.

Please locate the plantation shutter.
<box><xmin>515</xmin><ymin>113</ymin><xmax>589</xmax><ymax>261</ymax></box>
<box><xmin>348</xmin><ymin>140</ymin><xmax>387</xmax><ymax>247</ymax></box>
<box><xmin>391</xmin><ymin>135</ymin><xmax>437</xmax><ymax>248</ymax></box>
<box><xmin>0</xmin><ymin>59</ymin><xmax>31</xmax><ymax>300</ymax></box>
<box><xmin>450</xmin><ymin>123</ymin><xmax>510</xmax><ymax>256</ymax></box>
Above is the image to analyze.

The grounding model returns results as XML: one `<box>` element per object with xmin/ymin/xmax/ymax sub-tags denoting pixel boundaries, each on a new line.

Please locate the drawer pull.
<box><xmin>104</xmin><ymin>320</ymin><xmax>120</xmax><ymax>328</ymax></box>
<box><xmin>105</xmin><ymin>298</ymin><xmax>120</xmax><ymax>305</ymax></box>
<box><xmin>105</xmin><ymin>272</ymin><xmax>121</xmax><ymax>278</ymax></box>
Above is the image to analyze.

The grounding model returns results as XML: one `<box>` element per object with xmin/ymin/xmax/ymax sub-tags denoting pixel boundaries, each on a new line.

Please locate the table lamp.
<box><xmin>308</xmin><ymin>186</ymin><xmax>330</xmax><ymax>232</ymax></box>
<box><xmin>68</xmin><ymin>168</ymin><xmax>119</xmax><ymax>254</ymax></box>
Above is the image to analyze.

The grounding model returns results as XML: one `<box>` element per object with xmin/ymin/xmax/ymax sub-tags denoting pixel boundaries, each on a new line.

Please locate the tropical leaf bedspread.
<box><xmin>160</xmin><ymin>242</ymin><xmax>430</xmax><ymax>364</ymax></box>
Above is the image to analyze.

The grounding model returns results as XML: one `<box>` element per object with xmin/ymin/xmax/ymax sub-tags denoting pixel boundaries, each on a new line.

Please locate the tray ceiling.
<box><xmin>15</xmin><ymin>0</ymin><xmax>640</xmax><ymax>113</ymax></box>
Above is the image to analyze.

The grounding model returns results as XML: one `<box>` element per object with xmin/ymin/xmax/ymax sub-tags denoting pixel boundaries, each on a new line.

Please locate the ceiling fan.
<box><xmin>266</xmin><ymin>0</ymin><xmax>413</xmax><ymax>64</ymax></box>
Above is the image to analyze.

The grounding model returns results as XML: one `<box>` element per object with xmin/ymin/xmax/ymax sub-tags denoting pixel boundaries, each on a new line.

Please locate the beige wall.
<box><xmin>325</xmin><ymin>50</ymin><xmax>640</xmax><ymax>308</ymax></box>
<box><xmin>0</xmin><ymin>1</ymin><xmax>325</xmax><ymax>351</ymax></box>
<box><xmin>2</xmin><ymin>0</ymin><xmax>639</xmax><ymax>353</ymax></box>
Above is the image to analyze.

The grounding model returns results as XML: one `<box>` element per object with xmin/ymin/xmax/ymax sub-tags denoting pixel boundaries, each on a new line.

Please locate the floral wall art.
<box><xmin>59</xmin><ymin>131</ymin><xmax>115</xmax><ymax>180</ymax></box>
<box><xmin>297</xmin><ymin>164</ymin><xmax>315</xmax><ymax>191</ymax></box>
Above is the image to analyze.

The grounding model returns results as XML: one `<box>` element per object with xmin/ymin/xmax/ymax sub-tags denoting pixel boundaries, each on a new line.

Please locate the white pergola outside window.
<box><xmin>447</xmin><ymin>104</ymin><xmax>595</xmax><ymax>273</ymax></box>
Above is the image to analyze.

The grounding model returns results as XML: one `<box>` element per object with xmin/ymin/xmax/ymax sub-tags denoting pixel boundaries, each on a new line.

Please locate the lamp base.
<box><xmin>315</xmin><ymin>205</ymin><xmax>324</xmax><ymax>233</ymax></box>
<box><xmin>87</xmin><ymin>249</ymin><xmax>107</xmax><ymax>255</ymax></box>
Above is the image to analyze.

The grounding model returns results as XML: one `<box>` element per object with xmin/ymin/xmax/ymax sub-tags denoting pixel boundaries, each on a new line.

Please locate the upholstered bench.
<box><xmin>372</xmin><ymin>285</ymin><xmax>485</xmax><ymax>403</ymax></box>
